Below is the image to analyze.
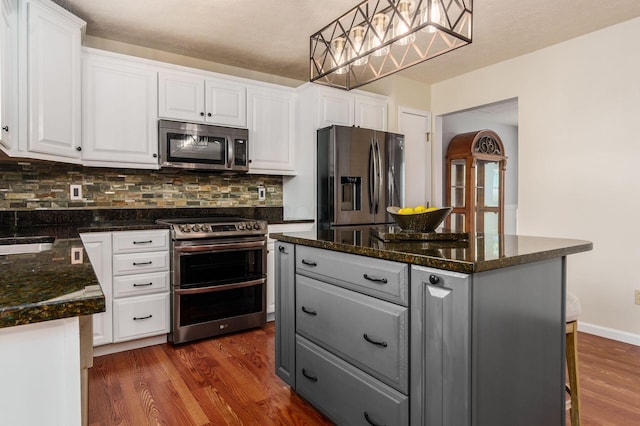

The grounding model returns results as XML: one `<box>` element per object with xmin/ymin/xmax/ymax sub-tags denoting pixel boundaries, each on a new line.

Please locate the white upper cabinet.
<box><xmin>0</xmin><ymin>0</ymin><xmax>18</xmax><ymax>151</ymax></box>
<box><xmin>355</xmin><ymin>95</ymin><xmax>388</xmax><ymax>131</ymax></box>
<box><xmin>317</xmin><ymin>89</ymin><xmax>355</xmax><ymax>128</ymax></box>
<box><xmin>247</xmin><ymin>84</ymin><xmax>296</xmax><ymax>175</ymax></box>
<box><xmin>82</xmin><ymin>49</ymin><xmax>159</xmax><ymax>168</ymax></box>
<box><xmin>158</xmin><ymin>71</ymin><xmax>247</xmax><ymax>127</ymax></box>
<box><xmin>25</xmin><ymin>0</ymin><xmax>84</xmax><ymax>160</ymax></box>
<box><xmin>316</xmin><ymin>85</ymin><xmax>388</xmax><ymax>131</ymax></box>
<box><xmin>204</xmin><ymin>79</ymin><xmax>247</xmax><ymax>127</ymax></box>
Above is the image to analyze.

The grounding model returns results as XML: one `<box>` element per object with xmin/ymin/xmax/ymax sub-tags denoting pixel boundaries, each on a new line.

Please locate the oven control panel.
<box><xmin>172</xmin><ymin>220</ymin><xmax>267</xmax><ymax>239</ymax></box>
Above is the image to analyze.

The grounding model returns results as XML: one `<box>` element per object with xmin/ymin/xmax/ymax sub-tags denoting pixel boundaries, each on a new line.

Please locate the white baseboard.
<box><xmin>578</xmin><ymin>322</ymin><xmax>640</xmax><ymax>347</ymax></box>
<box><xmin>93</xmin><ymin>334</ymin><xmax>168</xmax><ymax>357</ymax></box>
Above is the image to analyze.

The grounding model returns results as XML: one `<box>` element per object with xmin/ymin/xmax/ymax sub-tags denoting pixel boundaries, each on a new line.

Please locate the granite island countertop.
<box><xmin>270</xmin><ymin>225</ymin><xmax>593</xmax><ymax>274</ymax></box>
<box><xmin>0</xmin><ymin>238</ymin><xmax>105</xmax><ymax>328</ymax></box>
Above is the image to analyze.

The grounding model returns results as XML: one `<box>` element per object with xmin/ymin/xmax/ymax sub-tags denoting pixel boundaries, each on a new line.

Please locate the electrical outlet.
<box><xmin>635</xmin><ymin>289</ymin><xmax>640</xmax><ymax>305</ymax></box>
<box><xmin>258</xmin><ymin>186</ymin><xmax>266</xmax><ymax>201</ymax></box>
<box><xmin>70</xmin><ymin>184</ymin><xmax>82</xmax><ymax>200</ymax></box>
<box><xmin>71</xmin><ymin>247</ymin><xmax>83</xmax><ymax>264</ymax></box>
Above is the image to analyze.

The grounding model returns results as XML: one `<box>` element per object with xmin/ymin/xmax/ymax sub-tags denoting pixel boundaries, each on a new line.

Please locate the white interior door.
<box><xmin>398</xmin><ymin>107</ymin><xmax>432</xmax><ymax>207</ymax></box>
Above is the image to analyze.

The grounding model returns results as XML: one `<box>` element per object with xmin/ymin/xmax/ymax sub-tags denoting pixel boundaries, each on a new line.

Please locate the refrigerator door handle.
<box><xmin>368</xmin><ymin>139</ymin><xmax>375</xmax><ymax>214</ymax></box>
<box><xmin>374</xmin><ymin>138</ymin><xmax>382</xmax><ymax>214</ymax></box>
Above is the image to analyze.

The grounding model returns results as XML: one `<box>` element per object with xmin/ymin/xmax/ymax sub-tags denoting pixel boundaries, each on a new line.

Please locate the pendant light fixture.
<box><xmin>310</xmin><ymin>0</ymin><xmax>473</xmax><ymax>90</ymax></box>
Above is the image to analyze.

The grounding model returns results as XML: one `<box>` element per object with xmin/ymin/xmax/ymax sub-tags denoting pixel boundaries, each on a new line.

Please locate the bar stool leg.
<box><xmin>566</xmin><ymin>320</ymin><xmax>581</xmax><ymax>425</ymax></box>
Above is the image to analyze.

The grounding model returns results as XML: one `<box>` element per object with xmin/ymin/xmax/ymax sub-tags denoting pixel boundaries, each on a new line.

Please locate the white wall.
<box><xmin>431</xmin><ymin>17</ymin><xmax>640</xmax><ymax>343</ymax></box>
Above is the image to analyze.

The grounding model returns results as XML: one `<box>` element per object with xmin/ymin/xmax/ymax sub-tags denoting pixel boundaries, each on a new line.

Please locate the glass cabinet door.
<box><xmin>445</xmin><ymin>130</ymin><xmax>506</xmax><ymax>235</ymax></box>
<box><xmin>450</xmin><ymin>159</ymin><xmax>466</xmax><ymax>208</ymax></box>
<box><xmin>449</xmin><ymin>159</ymin><xmax>467</xmax><ymax>232</ymax></box>
<box><xmin>475</xmin><ymin>160</ymin><xmax>501</xmax><ymax>233</ymax></box>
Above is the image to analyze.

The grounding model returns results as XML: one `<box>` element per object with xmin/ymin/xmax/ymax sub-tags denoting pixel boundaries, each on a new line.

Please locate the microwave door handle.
<box><xmin>226</xmin><ymin>137</ymin><xmax>234</xmax><ymax>169</ymax></box>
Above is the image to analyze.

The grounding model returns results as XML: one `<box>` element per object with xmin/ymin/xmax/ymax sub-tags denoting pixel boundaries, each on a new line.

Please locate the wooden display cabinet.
<box><xmin>445</xmin><ymin>130</ymin><xmax>507</xmax><ymax>234</ymax></box>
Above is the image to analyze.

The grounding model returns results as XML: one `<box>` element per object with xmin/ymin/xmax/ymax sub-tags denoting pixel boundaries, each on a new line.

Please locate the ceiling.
<box><xmin>52</xmin><ymin>0</ymin><xmax>640</xmax><ymax>86</ymax></box>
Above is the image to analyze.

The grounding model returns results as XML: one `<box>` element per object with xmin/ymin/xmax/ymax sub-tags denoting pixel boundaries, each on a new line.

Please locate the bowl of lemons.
<box><xmin>387</xmin><ymin>205</ymin><xmax>453</xmax><ymax>232</ymax></box>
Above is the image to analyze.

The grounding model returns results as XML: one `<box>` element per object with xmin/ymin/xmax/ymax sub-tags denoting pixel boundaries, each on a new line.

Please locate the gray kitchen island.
<box><xmin>270</xmin><ymin>226</ymin><xmax>592</xmax><ymax>426</ymax></box>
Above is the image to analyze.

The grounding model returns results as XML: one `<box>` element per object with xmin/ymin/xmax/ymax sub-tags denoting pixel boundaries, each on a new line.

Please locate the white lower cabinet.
<box><xmin>0</xmin><ymin>317</ymin><xmax>83</xmax><ymax>426</ymax></box>
<box><xmin>80</xmin><ymin>232</ymin><xmax>113</xmax><ymax>346</ymax></box>
<box><xmin>113</xmin><ymin>271</ymin><xmax>170</xmax><ymax>298</ymax></box>
<box><xmin>81</xmin><ymin>229</ymin><xmax>170</xmax><ymax>350</ymax></box>
<box><xmin>113</xmin><ymin>293</ymin><xmax>170</xmax><ymax>342</ymax></box>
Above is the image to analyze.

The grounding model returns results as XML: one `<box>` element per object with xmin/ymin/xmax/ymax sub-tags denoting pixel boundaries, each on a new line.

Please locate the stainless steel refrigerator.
<box><xmin>317</xmin><ymin>125</ymin><xmax>405</xmax><ymax>229</ymax></box>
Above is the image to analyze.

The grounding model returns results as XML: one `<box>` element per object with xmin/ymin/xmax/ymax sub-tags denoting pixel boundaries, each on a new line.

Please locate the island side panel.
<box><xmin>274</xmin><ymin>241</ymin><xmax>296</xmax><ymax>387</ymax></box>
<box><xmin>410</xmin><ymin>266</ymin><xmax>472</xmax><ymax>426</ymax></box>
<box><xmin>472</xmin><ymin>257</ymin><xmax>566</xmax><ymax>426</ymax></box>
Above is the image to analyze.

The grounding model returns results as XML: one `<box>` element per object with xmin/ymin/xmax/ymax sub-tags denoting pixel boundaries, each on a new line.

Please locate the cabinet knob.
<box><xmin>152</xmin><ymin>153</ymin><xmax>158</xmax><ymax>158</ymax></box>
<box><xmin>200</xmin><ymin>112</ymin><xmax>205</xmax><ymax>117</ymax></box>
<box><xmin>2</xmin><ymin>126</ymin><xmax>8</xmax><ymax>132</ymax></box>
<box><xmin>76</xmin><ymin>146</ymin><xmax>82</xmax><ymax>151</ymax></box>
<box><xmin>207</xmin><ymin>112</ymin><xmax>212</xmax><ymax>117</ymax></box>
<box><xmin>428</xmin><ymin>274</ymin><xmax>441</xmax><ymax>285</ymax></box>
<box><xmin>278</xmin><ymin>246</ymin><xmax>285</xmax><ymax>253</ymax></box>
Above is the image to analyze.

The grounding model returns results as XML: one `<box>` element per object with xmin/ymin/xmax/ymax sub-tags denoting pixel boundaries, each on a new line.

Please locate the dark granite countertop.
<box><xmin>0</xmin><ymin>207</ymin><xmax>299</xmax><ymax>237</ymax></box>
<box><xmin>0</xmin><ymin>238</ymin><xmax>105</xmax><ymax>328</ymax></box>
<box><xmin>77</xmin><ymin>220</ymin><xmax>169</xmax><ymax>234</ymax></box>
<box><xmin>270</xmin><ymin>225</ymin><xmax>592</xmax><ymax>274</ymax></box>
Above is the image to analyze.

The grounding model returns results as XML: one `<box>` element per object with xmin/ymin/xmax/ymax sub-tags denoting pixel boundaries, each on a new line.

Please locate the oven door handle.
<box><xmin>175</xmin><ymin>240</ymin><xmax>265</xmax><ymax>253</ymax></box>
<box><xmin>174</xmin><ymin>278</ymin><xmax>265</xmax><ymax>295</ymax></box>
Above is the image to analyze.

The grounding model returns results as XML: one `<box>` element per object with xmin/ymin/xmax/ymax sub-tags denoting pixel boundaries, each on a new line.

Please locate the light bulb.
<box><xmin>331</xmin><ymin>37</ymin><xmax>348</xmax><ymax>74</ymax></box>
<box><xmin>394</xmin><ymin>0</ymin><xmax>415</xmax><ymax>46</ymax></box>
<box><xmin>370</xmin><ymin>13</ymin><xmax>389</xmax><ymax>56</ymax></box>
<box><xmin>423</xmin><ymin>0</ymin><xmax>444</xmax><ymax>33</ymax></box>
<box><xmin>350</xmin><ymin>26</ymin><xmax>368</xmax><ymax>66</ymax></box>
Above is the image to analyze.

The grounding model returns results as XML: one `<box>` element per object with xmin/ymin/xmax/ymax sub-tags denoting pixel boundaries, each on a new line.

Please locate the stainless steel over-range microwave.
<box><xmin>158</xmin><ymin>120</ymin><xmax>249</xmax><ymax>172</ymax></box>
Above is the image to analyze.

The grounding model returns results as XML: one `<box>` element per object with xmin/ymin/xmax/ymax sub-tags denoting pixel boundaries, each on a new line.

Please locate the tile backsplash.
<box><xmin>0</xmin><ymin>161</ymin><xmax>282</xmax><ymax>210</ymax></box>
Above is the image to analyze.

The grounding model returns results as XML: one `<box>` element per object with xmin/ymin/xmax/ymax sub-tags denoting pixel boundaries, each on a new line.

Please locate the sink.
<box><xmin>0</xmin><ymin>236</ymin><xmax>55</xmax><ymax>255</ymax></box>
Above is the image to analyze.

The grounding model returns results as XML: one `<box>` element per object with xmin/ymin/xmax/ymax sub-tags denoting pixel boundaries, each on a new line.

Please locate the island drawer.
<box><xmin>295</xmin><ymin>245</ymin><xmax>409</xmax><ymax>306</ymax></box>
<box><xmin>296</xmin><ymin>335</ymin><xmax>408</xmax><ymax>425</ymax></box>
<box><xmin>113</xmin><ymin>293</ymin><xmax>170</xmax><ymax>342</ymax></box>
<box><xmin>296</xmin><ymin>275</ymin><xmax>408</xmax><ymax>393</ymax></box>
<box><xmin>112</xmin><ymin>251</ymin><xmax>170</xmax><ymax>276</ymax></box>
<box><xmin>113</xmin><ymin>271</ymin><xmax>170</xmax><ymax>298</ymax></box>
<box><xmin>112</xmin><ymin>230</ymin><xmax>170</xmax><ymax>254</ymax></box>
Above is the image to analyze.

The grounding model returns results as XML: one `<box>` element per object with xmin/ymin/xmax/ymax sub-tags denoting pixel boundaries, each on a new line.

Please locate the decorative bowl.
<box><xmin>386</xmin><ymin>206</ymin><xmax>453</xmax><ymax>232</ymax></box>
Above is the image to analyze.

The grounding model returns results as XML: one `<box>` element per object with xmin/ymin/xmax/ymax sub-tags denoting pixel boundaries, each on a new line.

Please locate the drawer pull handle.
<box><xmin>301</xmin><ymin>259</ymin><xmax>317</xmax><ymax>267</ymax></box>
<box><xmin>133</xmin><ymin>314</ymin><xmax>153</xmax><ymax>321</ymax></box>
<box><xmin>301</xmin><ymin>306</ymin><xmax>317</xmax><ymax>316</ymax></box>
<box><xmin>301</xmin><ymin>368</ymin><xmax>318</xmax><ymax>382</ymax></box>
<box><xmin>133</xmin><ymin>240</ymin><xmax>153</xmax><ymax>245</ymax></box>
<box><xmin>133</xmin><ymin>261</ymin><xmax>153</xmax><ymax>266</ymax></box>
<box><xmin>364</xmin><ymin>411</ymin><xmax>385</xmax><ymax>426</ymax></box>
<box><xmin>363</xmin><ymin>333</ymin><xmax>388</xmax><ymax>348</ymax></box>
<box><xmin>363</xmin><ymin>274</ymin><xmax>388</xmax><ymax>284</ymax></box>
<box><xmin>133</xmin><ymin>282</ymin><xmax>153</xmax><ymax>287</ymax></box>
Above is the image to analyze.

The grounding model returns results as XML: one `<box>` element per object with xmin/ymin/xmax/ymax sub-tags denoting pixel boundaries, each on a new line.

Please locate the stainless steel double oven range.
<box><xmin>156</xmin><ymin>216</ymin><xmax>267</xmax><ymax>344</ymax></box>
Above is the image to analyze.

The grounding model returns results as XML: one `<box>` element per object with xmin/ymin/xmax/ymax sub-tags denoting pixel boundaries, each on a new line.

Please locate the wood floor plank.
<box><xmin>90</xmin><ymin>324</ymin><xmax>638</xmax><ymax>425</ymax></box>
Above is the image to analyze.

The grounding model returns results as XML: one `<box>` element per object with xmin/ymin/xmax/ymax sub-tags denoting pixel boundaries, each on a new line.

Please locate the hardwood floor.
<box><xmin>89</xmin><ymin>323</ymin><xmax>640</xmax><ymax>425</ymax></box>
